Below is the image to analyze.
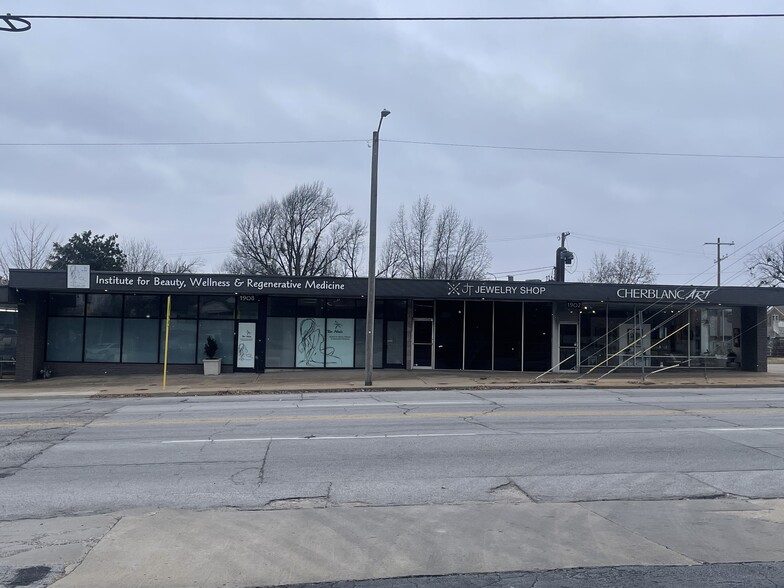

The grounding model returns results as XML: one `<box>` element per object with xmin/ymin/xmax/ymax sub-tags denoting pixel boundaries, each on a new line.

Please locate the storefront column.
<box><xmin>740</xmin><ymin>306</ymin><xmax>767</xmax><ymax>372</ymax></box>
<box><xmin>15</xmin><ymin>291</ymin><xmax>47</xmax><ymax>381</ymax></box>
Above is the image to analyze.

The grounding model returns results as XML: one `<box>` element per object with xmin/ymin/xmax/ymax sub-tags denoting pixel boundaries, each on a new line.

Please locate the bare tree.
<box><xmin>123</xmin><ymin>239</ymin><xmax>166</xmax><ymax>272</ymax></box>
<box><xmin>0</xmin><ymin>221</ymin><xmax>56</xmax><ymax>281</ymax></box>
<box><xmin>162</xmin><ymin>256</ymin><xmax>204</xmax><ymax>273</ymax></box>
<box><xmin>748</xmin><ymin>240</ymin><xmax>784</xmax><ymax>286</ymax></box>
<box><xmin>586</xmin><ymin>249</ymin><xmax>657</xmax><ymax>284</ymax></box>
<box><xmin>123</xmin><ymin>239</ymin><xmax>203</xmax><ymax>273</ymax></box>
<box><xmin>223</xmin><ymin>181</ymin><xmax>366</xmax><ymax>276</ymax></box>
<box><xmin>381</xmin><ymin>196</ymin><xmax>491</xmax><ymax>280</ymax></box>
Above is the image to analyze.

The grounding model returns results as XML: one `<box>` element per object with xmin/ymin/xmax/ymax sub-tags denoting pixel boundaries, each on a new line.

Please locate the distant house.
<box><xmin>769</xmin><ymin>306</ymin><xmax>784</xmax><ymax>357</ymax></box>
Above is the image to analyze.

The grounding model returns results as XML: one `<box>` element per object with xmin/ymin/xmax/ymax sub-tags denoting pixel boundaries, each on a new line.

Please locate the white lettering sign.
<box><xmin>616</xmin><ymin>288</ymin><xmax>713</xmax><ymax>302</ymax></box>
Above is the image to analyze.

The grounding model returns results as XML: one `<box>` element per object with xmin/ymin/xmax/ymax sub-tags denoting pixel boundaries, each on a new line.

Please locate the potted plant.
<box><xmin>203</xmin><ymin>336</ymin><xmax>222</xmax><ymax>375</ymax></box>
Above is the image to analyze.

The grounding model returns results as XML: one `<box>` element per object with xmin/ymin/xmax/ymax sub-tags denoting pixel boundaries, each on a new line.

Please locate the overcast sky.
<box><xmin>2</xmin><ymin>0</ymin><xmax>783</xmax><ymax>286</ymax></box>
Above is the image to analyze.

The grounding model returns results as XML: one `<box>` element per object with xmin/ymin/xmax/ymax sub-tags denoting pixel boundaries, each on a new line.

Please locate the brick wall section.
<box><xmin>15</xmin><ymin>292</ymin><xmax>48</xmax><ymax>382</ymax></box>
<box><xmin>741</xmin><ymin>306</ymin><xmax>767</xmax><ymax>372</ymax></box>
<box><xmin>43</xmin><ymin>363</ymin><xmax>234</xmax><ymax>377</ymax></box>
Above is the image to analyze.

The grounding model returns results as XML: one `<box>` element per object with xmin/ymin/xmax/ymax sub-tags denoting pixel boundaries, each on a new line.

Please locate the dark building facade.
<box><xmin>6</xmin><ymin>268</ymin><xmax>781</xmax><ymax>382</ymax></box>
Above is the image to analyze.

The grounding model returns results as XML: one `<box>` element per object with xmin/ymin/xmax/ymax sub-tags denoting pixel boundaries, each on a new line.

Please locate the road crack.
<box><xmin>258</xmin><ymin>441</ymin><xmax>271</xmax><ymax>487</ymax></box>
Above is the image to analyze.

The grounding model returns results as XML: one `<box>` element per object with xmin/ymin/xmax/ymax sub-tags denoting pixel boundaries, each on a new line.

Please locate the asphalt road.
<box><xmin>2</xmin><ymin>387</ymin><xmax>784</xmax><ymax>519</ymax></box>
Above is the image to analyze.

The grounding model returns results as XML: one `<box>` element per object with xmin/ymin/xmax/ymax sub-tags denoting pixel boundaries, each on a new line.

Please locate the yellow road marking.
<box><xmin>1</xmin><ymin>407</ymin><xmax>784</xmax><ymax>429</ymax></box>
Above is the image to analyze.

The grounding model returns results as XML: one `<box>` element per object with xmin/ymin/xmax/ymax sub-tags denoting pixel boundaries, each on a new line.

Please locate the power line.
<box><xmin>4</xmin><ymin>138</ymin><xmax>784</xmax><ymax>161</ymax></box>
<box><xmin>383</xmin><ymin>139</ymin><xmax>784</xmax><ymax>160</ymax></box>
<box><xmin>0</xmin><ymin>139</ymin><xmax>366</xmax><ymax>147</ymax></box>
<box><xmin>9</xmin><ymin>13</ymin><xmax>784</xmax><ymax>23</ymax></box>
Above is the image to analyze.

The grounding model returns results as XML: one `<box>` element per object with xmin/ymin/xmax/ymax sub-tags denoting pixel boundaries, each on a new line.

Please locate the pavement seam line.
<box><xmin>258</xmin><ymin>440</ymin><xmax>271</xmax><ymax>486</ymax></box>
<box><xmin>57</xmin><ymin>514</ymin><xmax>123</xmax><ymax>583</ymax></box>
<box><xmin>575</xmin><ymin>502</ymin><xmax>703</xmax><ymax>565</ymax></box>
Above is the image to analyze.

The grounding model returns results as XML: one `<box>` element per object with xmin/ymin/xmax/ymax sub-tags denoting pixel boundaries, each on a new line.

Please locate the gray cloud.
<box><xmin>1</xmin><ymin>0</ymin><xmax>782</xmax><ymax>281</ymax></box>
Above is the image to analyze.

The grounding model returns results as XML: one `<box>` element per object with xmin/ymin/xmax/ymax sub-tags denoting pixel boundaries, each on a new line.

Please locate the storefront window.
<box><xmin>46</xmin><ymin>317</ymin><xmax>84</xmax><ymax>361</ymax></box>
<box><xmin>0</xmin><ymin>308</ymin><xmax>16</xmax><ymax>378</ymax></box>
<box><xmin>465</xmin><ymin>301</ymin><xmax>492</xmax><ymax>370</ymax></box>
<box><xmin>266</xmin><ymin>317</ymin><xmax>296</xmax><ymax>367</ymax></box>
<box><xmin>122</xmin><ymin>319</ymin><xmax>160</xmax><ymax>363</ymax></box>
<box><xmin>198</xmin><ymin>320</ymin><xmax>235</xmax><ymax>365</ymax></box>
<box><xmin>167</xmin><ymin>296</ymin><xmax>198</xmax><ymax>319</ymax></box>
<box><xmin>326</xmin><ymin>318</ymin><xmax>355</xmax><ymax>367</ymax></box>
<box><xmin>494</xmin><ymin>301</ymin><xmax>522</xmax><ymax>371</ymax></box>
<box><xmin>159</xmin><ymin>319</ymin><xmax>197</xmax><ymax>364</ymax></box>
<box><xmin>84</xmin><ymin>318</ymin><xmax>121</xmax><ymax>362</ymax></box>
<box><xmin>579</xmin><ymin>304</ymin><xmax>606</xmax><ymax>368</ymax></box>
<box><xmin>435</xmin><ymin>300</ymin><xmax>464</xmax><ymax>369</ymax></box>
<box><xmin>354</xmin><ymin>319</ymin><xmax>383</xmax><ymax>368</ymax></box>
<box><xmin>124</xmin><ymin>295</ymin><xmax>160</xmax><ymax>319</ymax></box>
<box><xmin>645</xmin><ymin>307</ymin><xmax>689</xmax><ymax>367</ymax></box>
<box><xmin>691</xmin><ymin>308</ymin><xmax>740</xmax><ymax>368</ymax></box>
<box><xmin>49</xmin><ymin>293</ymin><xmax>85</xmax><ymax>316</ymax></box>
<box><xmin>523</xmin><ymin>302</ymin><xmax>552</xmax><ymax>372</ymax></box>
<box><xmin>237</xmin><ymin>297</ymin><xmax>259</xmax><ymax>320</ymax></box>
<box><xmin>606</xmin><ymin>305</ymin><xmax>636</xmax><ymax>367</ymax></box>
<box><xmin>296</xmin><ymin>317</ymin><xmax>326</xmax><ymax>367</ymax></box>
<box><xmin>86</xmin><ymin>294</ymin><xmax>122</xmax><ymax>317</ymax></box>
<box><xmin>199</xmin><ymin>296</ymin><xmax>235</xmax><ymax>319</ymax></box>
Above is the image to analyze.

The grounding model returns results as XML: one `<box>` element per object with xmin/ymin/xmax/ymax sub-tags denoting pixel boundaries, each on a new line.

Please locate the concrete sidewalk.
<box><xmin>0</xmin><ymin>498</ymin><xmax>779</xmax><ymax>587</ymax></box>
<box><xmin>1</xmin><ymin>364</ymin><xmax>783</xmax><ymax>399</ymax></box>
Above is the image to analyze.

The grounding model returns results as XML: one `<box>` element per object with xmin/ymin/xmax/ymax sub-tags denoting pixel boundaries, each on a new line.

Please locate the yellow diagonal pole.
<box><xmin>162</xmin><ymin>295</ymin><xmax>171</xmax><ymax>390</ymax></box>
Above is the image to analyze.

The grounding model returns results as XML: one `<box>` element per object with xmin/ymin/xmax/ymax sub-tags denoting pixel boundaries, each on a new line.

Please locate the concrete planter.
<box><xmin>203</xmin><ymin>358</ymin><xmax>222</xmax><ymax>376</ymax></box>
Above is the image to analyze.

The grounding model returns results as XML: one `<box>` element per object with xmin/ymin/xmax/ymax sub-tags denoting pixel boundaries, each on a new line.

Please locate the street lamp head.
<box><xmin>377</xmin><ymin>109</ymin><xmax>391</xmax><ymax>133</ymax></box>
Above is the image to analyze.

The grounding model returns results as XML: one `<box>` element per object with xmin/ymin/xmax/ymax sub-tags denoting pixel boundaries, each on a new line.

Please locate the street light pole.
<box><xmin>365</xmin><ymin>109</ymin><xmax>390</xmax><ymax>386</ymax></box>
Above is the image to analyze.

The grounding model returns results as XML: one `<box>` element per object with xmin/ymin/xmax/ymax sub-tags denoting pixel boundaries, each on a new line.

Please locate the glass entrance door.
<box><xmin>558</xmin><ymin>323</ymin><xmax>578</xmax><ymax>372</ymax></box>
<box><xmin>412</xmin><ymin>318</ymin><xmax>434</xmax><ymax>368</ymax></box>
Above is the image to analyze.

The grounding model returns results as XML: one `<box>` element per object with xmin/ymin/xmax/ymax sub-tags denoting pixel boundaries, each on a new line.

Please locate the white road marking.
<box><xmin>162</xmin><ymin>431</ymin><xmax>500</xmax><ymax>444</ymax></box>
<box><xmin>708</xmin><ymin>427</ymin><xmax>784</xmax><ymax>432</ymax></box>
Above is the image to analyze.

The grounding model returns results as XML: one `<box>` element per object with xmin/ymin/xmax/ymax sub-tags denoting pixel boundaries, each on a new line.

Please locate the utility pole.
<box><xmin>554</xmin><ymin>232</ymin><xmax>573</xmax><ymax>282</ymax></box>
<box><xmin>364</xmin><ymin>109</ymin><xmax>391</xmax><ymax>386</ymax></box>
<box><xmin>704</xmin><ymin>237</ymin><xmax>734</xmax><ymax>287</ymax></box>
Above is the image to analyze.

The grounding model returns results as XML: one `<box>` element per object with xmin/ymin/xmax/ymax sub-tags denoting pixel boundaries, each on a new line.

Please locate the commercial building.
<box><xmin>3</xmin><ymin>267</ymin><xmax>782</xmax><ymax>382</ymax></box>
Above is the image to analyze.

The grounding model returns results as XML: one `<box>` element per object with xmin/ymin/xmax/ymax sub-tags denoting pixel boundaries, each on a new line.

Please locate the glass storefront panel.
<box><xmin>46</xmin><ymin>317</ymin><xmax>84</xmax><ymax>361</ymax></box>
<box><xmin>84</xmin><ymin>318</ymin><xmax>122</xmax><ymax>362</ymax></box>
<box><xmin>86</xmin><ymin>294</ymin><xmax>123</xmax><ymax>317</ymax></box>
<box><xmin>298</xmin><ymin>298</ymin><xmax>325</xmax><ymax>318</ymax></box>
<box><xmin>167</xmin><ymin>296</ymin><xmax>198</xmax><ymax>319</ymax></box>
<box><xmin>354</xmin><ymin>319</ymin><xmax>383</xmax><ymax>368</ymax></box>
<box><xmin>691</xmin><ymin>307</ymin><xmax>740</xmax><ymax>368</ymax></box>
<box><xmin>606</xmin><ymin>306</ymin><xmax>636</xmax><ymax>367</ymax></box>
<box><xmin>579</xmin><ymin>304</ymin><xmax>606</xmax><ymax>368</ymax></box>
<box><xmin>199</xmin><ymin>296</ymin><xmax>235</xmax><ymax>319</ymax></box>
<box><xmin>268</xmin><ymin>297</ymin><xmax>297</xmax><ymax>317</ymax></box>
<box><xmin>198</xmin><ymin>320</ymin><xmax>235</xmax><ymax>365</ymax></box>
<box><xmin>49</xmin><ymin>293</ymin><xmax>85</xmax><ymax>316</ymax></box>
<box><xmin>645</xmin><ymin>307</ymin><xmax>690</xmax><ymax>367</ymax></box>
<box><xmin>296</xmin><ymin>317</ymin><xmax>326</xmax><ymax>367</ymax></box>
<box><xmin>159</xmin><ymin>319</ymin><xmax>197</xmax><ymax>364</ymax></box>
<box><xmin>494</xmin><ymin>302</ymin><xmax>522</xmax><ymax>371</ymax></box>
<box><xmin>523</xmin><ymin>302</ymin><xmax>552</xmax><ymax>372</ymax></box>
<box><xmin>435</xmin><ymin>301</ymin><xmax>464</xmax><ymax>369</ymax></box>
<box><xmin>413</xmin><ymin>300</ymin><xmax>434</xmax><ymax>318</ymax></box>
<box><xmin>327</xmin><ymin>298</ymin><xmax>357</xmax><ymax>317</ymax></box>
<box><xmin>0</xmin><ymin>308</ymin><xmax>17</xmax><ymax>378</ymax></box>
<box><xmin>266</xmin><ymin>317</ymin><xmax>296</xmax><ymax>368</ymax></box>
<box><xmin>237</xmin><ymin>297</ymin><xmax>260</xmax><ymax>320</ymax></box>
<box><xmin>124</xmin><ymin>295</ymin><xmax>160</xmax><ymax>319</ymax></box>
<box><xmin>325</xmin><ymin>318</ymin><xmax>354</xmax><ymax>367</ymax></box>
<box><xmin>386</xmin><ymin>321</ymin><xmax>405</xmax><ymax>366</ymax></box>
<box><xmin>465</xmin><ymin>301</ymin><xmax>492</xmax><ymax>370</ymax></box>
<box><xmin>122</xmin><ymin>319</ymin><xmax>160</xmax><ymax>363</ymax></box>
